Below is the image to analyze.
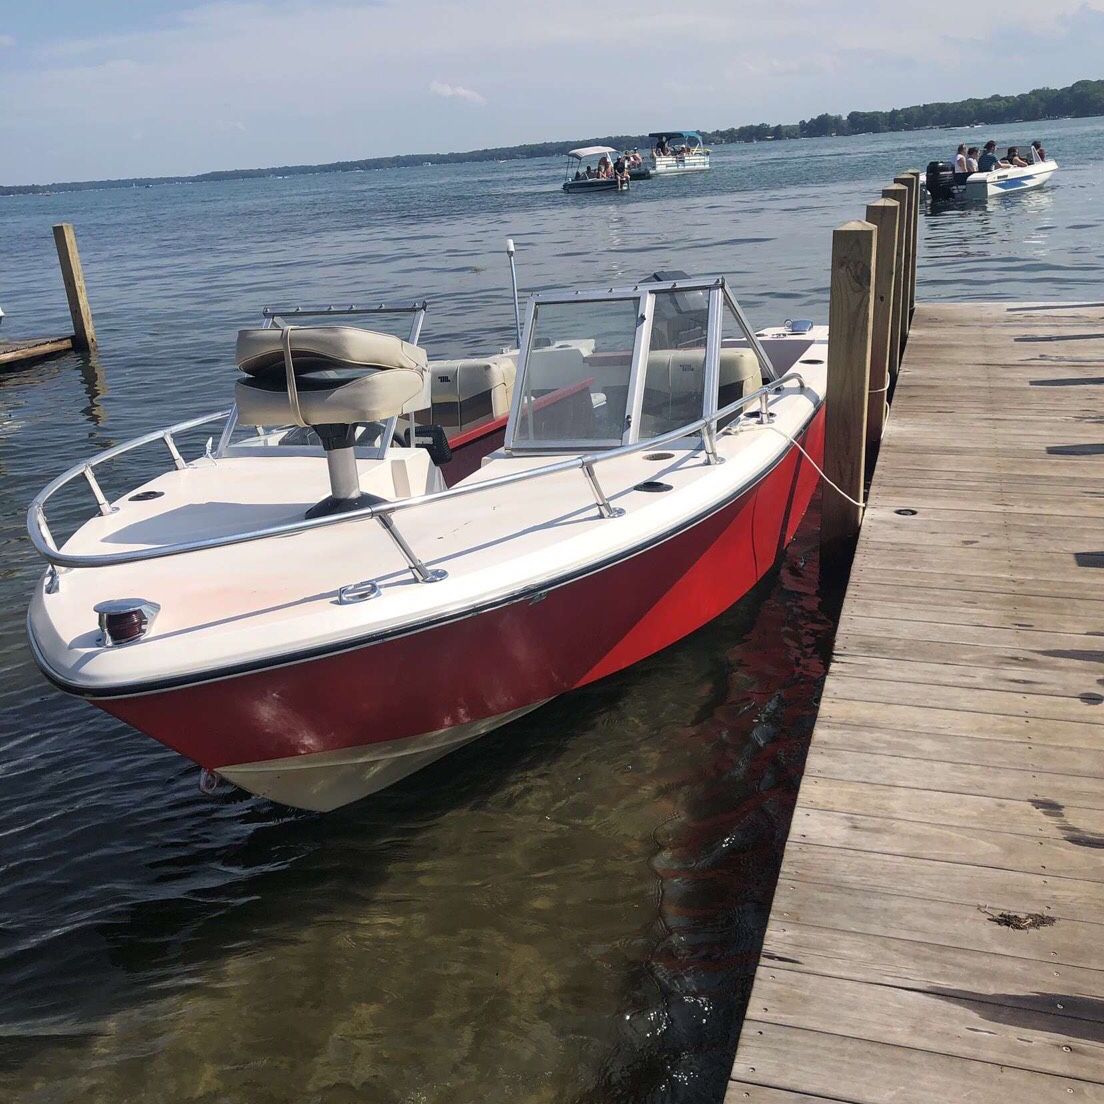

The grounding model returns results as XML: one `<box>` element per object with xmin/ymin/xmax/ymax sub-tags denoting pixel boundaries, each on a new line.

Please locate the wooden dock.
<box><xmin>727</xmin><ymin>300</ymin><xmax>1104</xmax><ymax>1102</ymax></box>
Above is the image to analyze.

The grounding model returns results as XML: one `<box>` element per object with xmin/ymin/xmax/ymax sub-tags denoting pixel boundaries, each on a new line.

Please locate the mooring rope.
<box><xmin>755</xmin><ymin>422</ymin><xmax>866</xmax><ymax>509</ymax></box>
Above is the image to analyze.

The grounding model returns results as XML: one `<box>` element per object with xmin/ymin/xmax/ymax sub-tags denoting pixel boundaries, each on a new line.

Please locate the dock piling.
<box><xmin>906</xmin><ymin>168</ymin><xmax>920</xmax><ymax>314</ymax></box>
<box><xmin>821</xmin><ymin>219</ymin><xmax>876</xmax><ymax>565</ymax></box>
<box><xmin>891</xmin><ymin>173</ymin><xmax>919</xmax><ymax>345</ymax></box>
<box><xmin>863</xmin><ymin>198</ymin><xmax>900</xmax><ymax>458</ymax></box>
<box><xmin>51</xmin><ymin>223</ymin><xmax>96</xmax><ymax>351</ymax></box>
<box><xmin>879</xmin><ymin>182</ymin><xmax>908</xmax><ymax>386</ymax></box>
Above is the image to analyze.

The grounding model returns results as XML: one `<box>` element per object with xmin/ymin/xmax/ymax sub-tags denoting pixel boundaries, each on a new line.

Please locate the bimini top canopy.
<box><xmin>567</xmin><ymin>145</ymin><xmax>619</xmax><ymax>160</ymax></box>
<box><xmin>649</xmin><ymin>131</ymin><xmax>703</xmax><ymax>142</ymax></box>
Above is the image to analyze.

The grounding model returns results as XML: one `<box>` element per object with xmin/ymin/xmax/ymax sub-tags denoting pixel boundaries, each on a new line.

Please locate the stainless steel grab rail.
<box><xmin>27</xmin><ymin>373</ymin><xmax>807</xmax><ymax>577</ymax></box>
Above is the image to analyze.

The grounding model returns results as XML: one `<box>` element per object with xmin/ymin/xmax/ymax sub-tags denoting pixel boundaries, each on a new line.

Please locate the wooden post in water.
<box><xmin>52</xmin><ymin>223</ymin><xmax>96</xmax><ymax>351</ymax></box>
<box><xmin>863</xmin><ymin>198</ymin><xmax>899</xmax><ymax>459</ymax></box>
<box><xmin>892</xmin><ymin>174</ymin><xmax>918</xmax><ymax>347</ymax></box>
<box><xmin>880</xmin><ymin>183</ymin><xmax>907</xmax><ymax>385</ymax></box>
<box><xmin>821</xmin><ymin>220</ymin><xmax>876</xmax><ymax>566</ymax></box>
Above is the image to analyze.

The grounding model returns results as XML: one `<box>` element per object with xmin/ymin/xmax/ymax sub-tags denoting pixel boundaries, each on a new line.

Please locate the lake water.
<box><xmin>1</xmin><ymin>117</ymin><xmax>1102</xmax><ymax>1104</ymax></box>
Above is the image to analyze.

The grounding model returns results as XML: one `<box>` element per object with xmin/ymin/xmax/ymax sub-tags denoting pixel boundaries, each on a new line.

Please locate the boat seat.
<box><xmin>428</xmin><ymin>353</ymin><xmax>517</xmax><ymax>427</ymax></box>
<box><xmin>233</xmin><ymin>326</ymin><xmax>429</xmax><ymax>427</ymax></box>
<box><xmin>640</xmin><ymin>348</ymin><xmax>762</xmax><ymax>434</ymax></box>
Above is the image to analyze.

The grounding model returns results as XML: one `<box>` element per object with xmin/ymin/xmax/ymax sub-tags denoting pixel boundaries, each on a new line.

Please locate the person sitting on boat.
<box><xmin>966</xmin><ymin>147</ymin><xmax>980</xmax><ymax>173</ymax></box>
<box><xmin>977</xmin><ymin>141</ymin><xmax>1005</xmax><ymax>172</ymax></box>
<box><xmin>1031</xmin><ymin>140</ymin><xmax>1047</xmax><ymax>162</ymax></box>
<box><xmin>613</xmin><ymin>154</ymin><xmax>629</xmax><ymax>186</ymax></box>
<box><xmin>952</xmin><ymin>145</ymin><xmax>968</xmax><ymax>174</ymax></box>
<box><xmin>1006</xmin><ymin>146</ymin><xmax>1029</xmax><ymax>168</ymax></box>
<box><xmin>655</xmin><ymin>138</ymin><xmax>670</xmax><ymax>156</ymax></box>
<box><xmin>585</xmin><ymin>164</ymin><xmax>597</xmax><ymax>179</ymax></box>
<box><xmin>598</xmin><ymin>156</ymin><xmax>614</xmax><ymax>179</ymax></box>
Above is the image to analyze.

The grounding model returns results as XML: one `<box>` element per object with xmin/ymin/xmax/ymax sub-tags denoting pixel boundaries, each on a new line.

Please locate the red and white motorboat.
<box><xmin>27</xmin><ymin>279</ymin><xmax>827</xmax><ymax>811</ymax></box>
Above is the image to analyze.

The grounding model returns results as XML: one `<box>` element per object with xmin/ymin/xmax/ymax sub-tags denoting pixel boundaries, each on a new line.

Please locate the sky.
<box><xmin>1</xmin><ymin>0</ymin><xmax>1103</xmax><ymax>185</ymax></box>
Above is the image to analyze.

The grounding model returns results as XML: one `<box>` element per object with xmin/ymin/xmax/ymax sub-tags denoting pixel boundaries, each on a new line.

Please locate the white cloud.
<box><xmin>429</xmin><ymin>80</ymin><xmax>487</xmax><ymax>106</ymax></box>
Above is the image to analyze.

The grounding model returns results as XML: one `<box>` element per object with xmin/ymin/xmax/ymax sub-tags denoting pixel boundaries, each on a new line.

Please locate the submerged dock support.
<box><xmin>821</xmin><ymin>219</ymin><xmax>875</xmax><ymax>567</ymax></box>
<box><xmin>52</xmin><ymin>223</ymin><xmax>96</xmax><ymax>352</ymax></box>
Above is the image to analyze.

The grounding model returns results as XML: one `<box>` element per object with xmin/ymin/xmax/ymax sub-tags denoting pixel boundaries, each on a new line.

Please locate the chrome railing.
<box><xmin>27</xmin><ymin>373</ymin><xmax>807</xmax><ymax>580</ymax></box>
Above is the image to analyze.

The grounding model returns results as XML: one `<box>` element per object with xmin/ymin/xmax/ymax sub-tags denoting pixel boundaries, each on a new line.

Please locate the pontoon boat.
<box><xmin>26</xmin><ymin>280</ymin><xmax>827</xmax><ymax>812</ymax></box>
<box><xmin>649</xmin><ymin>132</ymin><xmax>710</xmax><ymax>175</ymax></box>
<box><xmin>561</xmin><ymin>146</ymin><xmax>628</xmax><ymax>193</ymax></box>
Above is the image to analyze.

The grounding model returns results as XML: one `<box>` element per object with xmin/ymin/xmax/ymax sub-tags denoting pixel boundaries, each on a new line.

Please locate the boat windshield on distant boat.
<box><xmin>649</xmin><ymin>131</ymin><xmax>710</xmax><ymax>175</ymax></box>
<box><xmin>925</xmin><ymin>141</ymin><xmax>1057</xmax><ymax>203</ymax></box>
<box><xmin>562</xmin><ymin>146</ymin><xmax>629</xmax><ymax>193</ymax></box>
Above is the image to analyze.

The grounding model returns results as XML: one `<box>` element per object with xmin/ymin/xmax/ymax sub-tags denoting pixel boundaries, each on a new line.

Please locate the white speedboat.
<box><xmin>26</xmin><ymin>279</ymin><xmax>827</xmax><ymax>812</ymax></box>
<box><xmin>925</xmin><ymin>149</ymin><xmax>1057</xmax><ymax>203</ymax></box>
<box><xmin>965</xmin><ymin>157</ymin><xmax>1057</xmax><ymax>199</ymax></box>
<box><xmin>649</xmin><ymin>131</ymin><xmax>710</xmax><ymax>175</ymax></box>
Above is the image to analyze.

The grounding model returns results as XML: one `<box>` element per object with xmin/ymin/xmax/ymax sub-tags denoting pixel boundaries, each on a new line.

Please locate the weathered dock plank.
<box><xmin>0</xmin><ymin>335</ymin><xmax>74</xmax><ymax>367</ymax></box>
<box><xmin>729</xmin><ymin>302</ymin><xmax>1104</xmax><ymax>1101</ymax></box>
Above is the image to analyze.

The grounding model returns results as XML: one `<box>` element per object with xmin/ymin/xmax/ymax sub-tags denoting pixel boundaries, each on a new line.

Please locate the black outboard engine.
<box><xmin>926</xmin><ymin>160</ymin><xmax>956</xmax><ymax>203</ymax></box>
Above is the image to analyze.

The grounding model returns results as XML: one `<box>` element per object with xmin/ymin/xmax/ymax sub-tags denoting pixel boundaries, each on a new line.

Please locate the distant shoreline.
<box><xmin>4</xmin><ymin>78</ymin><xmax>1101</xmax><ymax>197</ymax></box>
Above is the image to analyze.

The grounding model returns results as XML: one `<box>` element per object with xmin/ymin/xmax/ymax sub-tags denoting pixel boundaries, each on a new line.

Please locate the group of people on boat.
<box><xmin>653</xmin><ymin>137</ymin><xmax>693</xmax><ymax>157</ymax></box>
<box><xmin>573</xmin><ymin>150</ymin><xmax>643</xmax><ymax>185</ymax></box>
<box><xmin>952</xmin><ymin>139</ymin><xmax>1046</xmax><ymax>175</ymax></box>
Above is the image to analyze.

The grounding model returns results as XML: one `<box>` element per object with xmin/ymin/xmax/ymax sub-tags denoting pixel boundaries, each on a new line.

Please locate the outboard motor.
<box><xmin>925</xmin><ymin>160</ymin><xmax>956</xmax><ymax>203</ymax></box>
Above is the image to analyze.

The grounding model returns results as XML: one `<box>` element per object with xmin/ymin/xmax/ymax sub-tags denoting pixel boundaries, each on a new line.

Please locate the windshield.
<box><xmin>507</xmin><ymin>283</ymin><xmax>769</xmax><ymax>452</ymax></box>
<box><xmin>512</xmin><ymin>298</ymin><xmax>640</xmax><ymax>448</ymax></box>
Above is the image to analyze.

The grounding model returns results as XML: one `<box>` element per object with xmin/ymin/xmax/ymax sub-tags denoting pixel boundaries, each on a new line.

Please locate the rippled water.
<box><xmin>1</xmin><ymin>117</ymin><xmax>1102</xmax><ymax>1103</ymax></box>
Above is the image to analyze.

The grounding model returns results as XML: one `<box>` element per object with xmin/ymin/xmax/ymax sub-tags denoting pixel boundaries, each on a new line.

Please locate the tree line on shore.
<box><xmin>4</xmin><ymin>79</ymin><xmax>1101</xmax><ymax>195</ymax></box>
<box><xmin>707</xmin><ymin>78</ymin><xmax>1104</xmax><ymax>143</ymax></box>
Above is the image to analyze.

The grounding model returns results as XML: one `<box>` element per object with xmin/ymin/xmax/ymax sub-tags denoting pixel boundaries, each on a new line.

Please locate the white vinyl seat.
<box><xmin>428</xmin><ymin>353</ymin><xmax>517</xmax><ymax>428</ymax></box>
<box><xmin>234</xmin><ymin>326</ymin><xmax>428</xmax><ymax>427</ymax></box>
<box><xmin>232</xmin><ymin>325</ymin><xmax>430</xmax><ymax>518</ymax></box>
<box><xmin>640</xmin><ymin>348</ymin><xmax>762</xmax><ymax>435</ymax></box>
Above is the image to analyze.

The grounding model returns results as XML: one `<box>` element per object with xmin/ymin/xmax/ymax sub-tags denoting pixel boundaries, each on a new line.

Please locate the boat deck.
<box><xmin>727</xmin><ymin>301</ymin><xmax>1104</xmax><ymax>1102</ymax></box>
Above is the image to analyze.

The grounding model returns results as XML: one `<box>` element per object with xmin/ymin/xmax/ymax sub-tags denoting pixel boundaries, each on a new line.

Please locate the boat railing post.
<box><xmin>701</xmin><ymin>421</ymin><xmax>724</xmax><ymax>465</ymax></box>
<box><xmin>82</xmin><ymin>465</ymin><xmax>113</xmax><ymax>516</ymax></box>
<box><xmin>162</xmin><ymin>432</ymin><xmax>187</xmax><ymax>470</ymax></box>
<box><xmin>580</xmin><ymin>460</ymin><xmax>624</xmax><ymax>519</ymax></box>
<box><xmin>375</xmin><ymin>513</ymin><xmax>447</xmax><ymax>583</ymax></box>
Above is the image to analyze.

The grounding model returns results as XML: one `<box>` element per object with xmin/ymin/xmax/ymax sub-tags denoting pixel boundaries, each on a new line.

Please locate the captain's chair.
<box><xmin>234</xmin><ymin>325</ymin><xmax>429</xmax><ymax>518</ymax></box>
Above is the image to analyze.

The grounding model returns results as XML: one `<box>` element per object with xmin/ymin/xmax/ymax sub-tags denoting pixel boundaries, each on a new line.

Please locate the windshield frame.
<box><xmin>504</xmin><ymin>278</ymin><xmax>774</xmax><ymax>453</ymax></box>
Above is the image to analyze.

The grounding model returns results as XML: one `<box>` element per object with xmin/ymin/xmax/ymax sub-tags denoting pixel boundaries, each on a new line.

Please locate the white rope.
<box><xmin>756</xmin><ymin>422</ymin><xmax>866</xmax><ymax>509</ymax></box>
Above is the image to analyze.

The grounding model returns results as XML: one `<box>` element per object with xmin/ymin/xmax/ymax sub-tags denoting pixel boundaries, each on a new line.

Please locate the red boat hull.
<box><xmin>97</xmin><ymin>408</ymin><xmax>825</xmax><ymax>805</ymax></box>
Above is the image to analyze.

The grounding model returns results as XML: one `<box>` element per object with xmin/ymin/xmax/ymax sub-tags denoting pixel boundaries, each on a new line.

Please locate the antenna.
<box><xmin>506</xmin><ymin>238</ymin><xmax>522</xmax><ymax>349</ymax></box>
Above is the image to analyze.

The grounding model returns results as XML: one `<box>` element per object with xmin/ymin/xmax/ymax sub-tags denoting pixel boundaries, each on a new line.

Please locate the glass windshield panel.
<box><xmin>640</xmin><ymin>288</ymin><xmax>710</xmax><ymax>438</ymax></box>
<box><xmin>513</xmin><ymin>298</ymin><xmax>640</xmax><ymax>447</ymax></box>
<box><xmin>717</xmin><ymin>298</ymin><xmax>764</xmax><ymax>428</ymax></box>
